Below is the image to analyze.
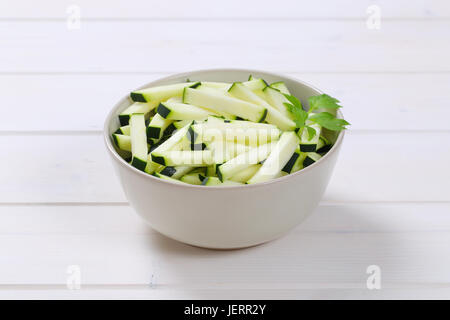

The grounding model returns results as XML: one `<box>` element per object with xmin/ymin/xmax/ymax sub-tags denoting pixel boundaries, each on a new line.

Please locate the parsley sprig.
<box><xmin>283</xmin><ymin>93</ymin><xmax>349</xmax><ymax>140</ymax></box>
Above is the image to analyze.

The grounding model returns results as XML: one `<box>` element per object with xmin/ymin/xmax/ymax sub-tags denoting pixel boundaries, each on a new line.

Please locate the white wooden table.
<box><xmin>1</xmin><ymin>0</ymin><xmax>449</xmax><ymax>299</ymax></box>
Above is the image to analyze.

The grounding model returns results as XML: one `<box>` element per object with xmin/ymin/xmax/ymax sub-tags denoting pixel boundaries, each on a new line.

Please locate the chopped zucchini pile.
<box><xmin>112</xmin><ymin>76</ymin><xmax>346</xmax><ymax>186</ymax></box>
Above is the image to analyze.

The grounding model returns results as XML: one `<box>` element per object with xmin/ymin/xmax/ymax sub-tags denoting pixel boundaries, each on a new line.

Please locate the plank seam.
<box><xmin>0</xmin><ymin>282</ymin><xmax>449</xmax><ymax>290</ymax></box>
<box><xmin>1</xmin><ymin>17</ymin><xmax>450</xmax><ymax>22</ymax></box>
<box><xmin>0</xmin><ymin>201</ymin><xmax>448</xmax><ymax>206</ymax></box>
<box><xmin>2</xmin><ymin>71</ymin><xmax>450</xmax><ymax>75</ymax></box>
<box><xmin>1</xmin><ymin>130</ymin><xmax>449</xmax><ymax>136</ymax></box>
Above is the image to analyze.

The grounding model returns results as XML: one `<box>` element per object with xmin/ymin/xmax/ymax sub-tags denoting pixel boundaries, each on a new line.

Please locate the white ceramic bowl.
<box><xmin>104</xmin><ymin>69</ymin><xmax>345</xmax><ymax>249</ymax></box>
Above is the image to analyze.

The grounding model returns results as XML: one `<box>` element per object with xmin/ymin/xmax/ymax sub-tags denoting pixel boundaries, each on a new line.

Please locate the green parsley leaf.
<box><xmin>283</xmin><ymin>94</ymin><xmax>302</xmax><ymax>109</ymax></box>
<box><xmin>283</xmin><ymin>94</ymin><xmax>308</xmax><ymax>129</ymax></box>
<box><xmin>284</xmin><ymin>102</ymin><xmax>308</xmax><ymax>128</ymax></box>
<box><xmin>284</xmin><ymin>93</ymin><xmax>349</xmax><ymax>133</ymax></box>
<box><xmin>309</xmin><ymin>112</ymin><xmax>350</xmax><ymax>131</ymax></box>
<box><xmin>305</xmin><ymin>126</ymin><xmax>316</xmax><ymax>141</ymax></box>
<box><xmin>308</xmin><ymin>94</ymin><xmax>342</xmax><ymax>111</ymax></box>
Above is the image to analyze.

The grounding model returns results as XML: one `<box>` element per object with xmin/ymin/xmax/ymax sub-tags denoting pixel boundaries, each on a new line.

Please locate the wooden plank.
<box><xmin>1</xmin><ymin>287</ymin><xmax>449</xmax><ymax>300</ymax></box>
<box><xmin>1</xmin><ymin>232</ymin><xmax>449</xmax><ymax>285</ymax></box>
<box><xmin>1</xmin><ymin>20</ymin><xmax>449</xmax><ymax>73</ymax></box>
<box><xmin>2</xmin><ymin>205</ymin><xmax>448</xmax><ymax>293</ymax></box>
<box><xmin>0</xmin><ymin>133</ymin><xmax>449</xmax><ymax>203</ymax></box>
<box><xmin>2</xmin><ymin>73</ymin><xmax>449</xmax><ymax>132</ymax></box>
<box><xmin>0</xmin><ymin>135</ymin><xmax>126</xmax><ymax>203</ymax></box>
<box><xmin>1</xmin><ymin>203</ymin><xmax>449</xmax><ymax>235</ymax></box>
<box><xmin>1</xmin><ymin>0</ymin><xmax>449</xmax><ymax>19</ymax></box>
<box><xmin>331</xmin><ymin>132</ymin><xmax>450</xmax><ymax>202</ymax></box>
<box><xmin>0</xmin><ymin>286</ymin><xmax>450</xmax><ymax>300</ymax></box>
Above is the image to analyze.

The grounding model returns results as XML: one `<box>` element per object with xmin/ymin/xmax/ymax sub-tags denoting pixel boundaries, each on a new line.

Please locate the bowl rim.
<box><xmin>103</xmin><ymin>68</ymin><xmax>345</xmax><ymax>190</ymax></box>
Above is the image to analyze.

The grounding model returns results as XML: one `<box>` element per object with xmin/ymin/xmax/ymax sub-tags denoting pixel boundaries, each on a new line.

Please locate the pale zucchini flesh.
<box><xmin>242</xmin><ymin>78</ymin><xmax>267</xmax><ymax>91</ymax></box>
<box><xmin>181</xmin><ymin>135</ymin><xmax>208</xmax><ymax>151</ymax></box>
<box><xmin>229</xmin><ymin>164</ymin><xmax>261</xmax><ymax>183</ymax></box>
<box><xmin>183</xmin><ymin>87</ymin><xmax>267</xmax><ymax>123</ymax></box>
<box><xmin>180</xmin><ymin>173</ymin><xmax>203</xmax><ymax>185</ymax></box>
<box><xmin>247</xmin><ymin>132</ymin><xmax>299</xmax><ymax>184</ymax></box>
<box><xmin>173</xmin><ymin>119</ymin><xmax>192</xmax><ymax>129</ymax></box>
<box><xmin>292</xmin><ymin>152</ymin><xmax>307</xmax><ymax>172</ymax></box>
<box><xmin>317</xmin><ymin>136</ymin><xmax>332</xmax><ymax>153</ymax></box>
<box><xmin>159</xmin><ymin>165</ymin><xmax>193</xmax><ymax>179</ymax></box>
<box><xmin>119</xmin><ymin>102</ymin><xmax>158</xmax><ymax>126</ymax></box>
<box><xmin>281</xmin><ymin>147</ymin><xmax>300</xmax><ymax>174</ymax></box>
<box><xmin>129</xmin><ymin>113</ymin><xmax>148</xmax><ymax>171</ymax></box>
<box><xmin>299</xmin><ymin>122</ymin><xmax>321</xmax><ymax>152</ymax></box>
<box><xmin>228</xmin><ymin>82</ymin><xmax>295</xmax><ymax>131</ymax></box>
<box><xmin>115</xmin><ymin>125</ymin><xmax>131</xmax><ymax>136</ymax></box>
<box><xmin>188</xmin><ymin>123</ymin><xmax>280</xmax><ymax>145</ymax></box>
<box><xmin>263</xmin><ymin>86</ymin><xmax>294</xmax><ymax>119</ymax></box>
<box><xmin>113</xmin><ymin>134</ymin><xmax>131</xmax><ymax>152</ymax></box>
<box><xmin>147</xmin><ymin>113</ymin><xmax>173</xmax><ymax>142</ymax></box>
<box><xmin>270</xmin><ymin>81</ymin><xmax>291</xmax><ymax>95</ymax></box>
<box><xmin>217</xmin><ymin>142</ymin><xmax>276</xmax><ymax>182</ymax></box>
<box><xmin>144</xmin><ymin>122</ymin><xmax>192</xmax><ymax>174</ymax></box>
<box><xmin>206</xmin><ymin>115</ymin><xmax>278</xmax><ymax>130</ymax></box>
<box><xmin>153</xmin><ymin>172</ymin><xmax>186</xmax><ymax>184</ymax></box>
<box><xmin>303</xmin><ymin>152</ymin><xmax>322</xmax><ymax>168</ymax></box>
<box><xmin>208</xmin><ymin>140</ymin><xmax>250</xmax><ymax>164</ymax></box>
<box><xmin>151</xmin><ymin>150</ymin><xmax>214</xmax><ymax>167</ymax></box>
<box><xmin>199</xmin><ymin>81</ymin><xmax>232</xmax><ymax>91</ymax></box>
<box><xmin>243</xmin><ymin>78</ymin><xmax>268</xmax><ymax>99</ymax></box>
<box><xmin>157</xmin><ymin>101</ymin><xmax>212</xmax><ymax>120</ymax></box>
<box><xmin>186</xmin><ymin>86</ymin><xmax>238</xmax><ymax>119</ymax></box>
<box><xmin>113</xmin><ymin>76</ymin><xmax>338</xmax><ymax>186</ymax></box>
<box><xmin>201</xmin><ymin>176</ymin><xmax>243</xmax><ymax>186</ymax></box>
<box><xmin>130</xmin><ymin>82</ymin><xmax>200</xmax><ymax>103</ymax></box>
<box><xmin>206</xmin><ymin>165</ymin><xmax>217</xmax><ymax>177</ymax></box>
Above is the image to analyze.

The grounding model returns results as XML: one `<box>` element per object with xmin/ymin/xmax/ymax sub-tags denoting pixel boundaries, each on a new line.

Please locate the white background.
<box><xmin>0</xmin><ymin>0</ymin><xmax>449</xmax><ymax>299</ymax></box>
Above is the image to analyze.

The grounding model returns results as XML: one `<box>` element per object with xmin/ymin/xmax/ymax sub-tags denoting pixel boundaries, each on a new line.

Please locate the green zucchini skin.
<box><xmin>130</xmin><ymin>82</ymin><xmax>201</xmax><ymax>103</ymax></box>
<box><xmin>112</xmin><ymin>133</ymin><xmax>120</xmax><ymax>147</ymax></box>
<box><xmin>282</xmin><ymin>151</ymin><xmax>300</xmax><ymax>173</ymax></box>
<box><xmin>216</xmin><ymin>166</ymin><xmax>223</xmax><ymax>182</ymax></box>
<box><xmin>160</xmin><ymin>166</ymin><xmax>177</xmax><ymax>177</ymax></box>
<box><xmin>157</xmin><ymin>103</ymin><xmax>171</xmax><ymax>119</ymax></box>
<box><xmin>317</xmin><ymin>145</ymin><xmax>332</xmax><ymax>154</ymax></box>
<box><xmin>190</xmin><ymin>143</ymin><xmax>207</xmax><ymax>151</ymax></box>
<box><xmin>186</xmin><ymin>126</ymin><xmax>199</xmax><ymax>144</ymax></box>
<box><xmin>316</xmin><ymin>136</ymin><xmax>332</xmax><ymax>154</ymax></box>
<box><xmin>119</xmin><ymin>114</ymin><xmax>130</xmax><ymax>126</ymax></box>
<box><xmin>259</xmin><ymin>108</ymin><xmax>268</xmax><ymax>123</ymax></box>
<box><xmin>115</xmin><ymin>78</ymin><xmax>341</xmax><ymax>186</ymax></box>
<box><xmin>303</xmin><ymin>157</ymin><xmax>314</xmax><ymax>168</ymax></box>
<box><xmin>147</xmin><ymin>126</ymin><xmax>162</xmax><ymax>140</ymax></box>
<box><xmin>130</xmin><ymin>92</ymin><xmax>147</xmax><ymax>102</ymax></box>
<box><xmin>300</xmin><ymin>144</ymin><xmax>317</xmax><ymax>152</ymax></box>
<box><xmin>151</xmin><ymin>154</ymin><xmax>166</xmax><ymax>166</ymax></box>
<box><xmin>131</xmin><ymin>157</ymin><xmax>147</xmax><ymax>171</ymax></box>
<box><xmin>152</xmin><ymin>172</ymin><xmax>186</xmax><ymax>184</ymax></box>
<box><xmin>149</xmin><ymin>137</ymin><xmax>168</xmax><ymax>153</ymax></box>
<box><xmin>129</xmin><ymin>113</ymin><xmax>148</xmax><ymax>172</ymax></box>
<box><xmin>163</xmin><ymin>123</ymin><xmax>177</xmax><ymax>138</ymax></box>
<box><xmin>303</xmin><ymin>153</ymin><xmax>321</xmax><ymax>168</ymax></box>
